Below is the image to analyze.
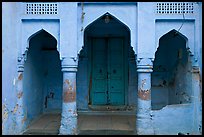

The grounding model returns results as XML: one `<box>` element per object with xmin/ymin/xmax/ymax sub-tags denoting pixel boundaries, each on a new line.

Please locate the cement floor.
<box><xmin>22</xmin><ymin>113</ymin><xmax>61</xmax><ymax>135</ymax></box>
<box><xmin>78</xmin><ymin>114</ymin><xmax>136</xmax><ymax>135</ymax></box>
<box><xmin>22</xmin><ymin>112</ymin><xmax>136</xmax><ymax>135</ymax></box>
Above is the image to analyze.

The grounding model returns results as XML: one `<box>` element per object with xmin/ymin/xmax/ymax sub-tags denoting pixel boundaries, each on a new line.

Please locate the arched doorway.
<box><xmin>23</xmin><ymin>29</ymin><xmax>62</xmax><ymax>134</ymax></box>
<box><xmin>151</xmin><ymin>29</ymin><xmax>192</xmax><ymax>110</ymax></box>
<box><xmin>77</xmin><ymin>13</ymin><xmax>132</xmax><ymax>110</ymax></box>
<box><xmin>76</xmin><ymin>12</ymin><xmax>136</xmax><ymax>135</ymax></box>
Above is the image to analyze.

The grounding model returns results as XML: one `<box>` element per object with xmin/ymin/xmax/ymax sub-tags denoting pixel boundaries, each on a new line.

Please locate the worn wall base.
<box><xmin>59</xmin><ymin>102</ymin><xmax>78</xmax><ymax>135</ymax></box>
<box><xmin>136</xmin><ymin>110</ymin><xmax>154</xmax><ymax>135</ymax></box>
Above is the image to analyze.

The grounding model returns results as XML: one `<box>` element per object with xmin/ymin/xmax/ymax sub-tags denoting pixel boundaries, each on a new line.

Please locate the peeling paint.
<box><xmin>141</xmin><ymin>79</ymin><xmax>146</xmax><ymax>88</ymax></box>
<box><xmin>64</xmin><ymin>79</ymin><xmax>70</xmax><ymax>85</ymax></box>
<box><xmin>69</xmin><ymin>86</ymin><xmax>73</xmax><ymax>91</ymax></box>
<box><xmin>12</xmin><ymin>104</ymin><xmax>19</xmax><ymax>114</ymax></box>
<box><xmin>68</xmin><ymin>109</ymin><xmax>72</xmax><ymax>112</ymax></box>
<box><xmin>73</xmin><ymin>81</ymin><xmax>76</xmax><ymax>93</ymax></box>
<box><xmin>63</xmin><ymin>78</ymin><xmax>76</xmax><ymax>103</ymax></box>
<box><xmin>21</xmin><ymin>115</ymin><xmax>27</xmax><ymax>124</ymax></box>
<box><xmin>147</xmin><ymin>64</ymin><xmax>153</xmax><ymax>69</ymax></box>
<box><xmin>138</xmin><ymin>89</ymin><xmax>150</xmax><ymax>100</ymax></box>
<box><xmin>71</xmin><ymin>127</ymin><xmax>78</xmax><ymax>135</ymax></box>
<box><xmin>2</xmin><ymin>2</ymin><xmax>202</xmax><ymax>135</ymax></box>
<box><xmin>17</xmin><ymin>92</ymin><xmax>23</xmax><ymax>99</ymax></box>
<box><xmin>18</xmin><ymin>73</ymin><xmax>23</xmax><ymax>81</ymax></box>
<box><xmin>2</xmin><ymin>104</ymin><xmax>5</xmax><ymax>112</ymax></box>
<box><xmin>63</xmin><ymin>91</ymin><xmax>76</xmax><ymax>103</ymax></box>
<box><xmin>2</xmin><ymin>104</ymin><xmax>9</xmax><ymax>120</ymax></box>
<box><xmin>73</xmin><ymin>110</ymin><xmax>77</xmax><ymax>116</ymax></box>
<box><xmin>194</xmin><ymin>72</ymin><xmax>201</xmax><ymax>81</ymax></box>
<box><xmin>64</xmin><ymin>79</ymin><xmax>74</xmax><ymax>92</ymax></box>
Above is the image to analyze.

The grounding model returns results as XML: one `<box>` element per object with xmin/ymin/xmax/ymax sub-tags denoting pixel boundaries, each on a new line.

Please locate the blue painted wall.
<box><xmin>23</xmin><ymin>35</ymin><xmax>44</xmax><ymax>123</ymax></box>
<box><xmin>152</xmin><ymin>104</ymin><xmax>194</xmax><ymax>135</ymax></box>
<box><xmin>2</xmin><ymin>2</ymin><xmax>19</xmax><ymax>134</ymax></box>
<box><xmin>2</xmin><ymin>2</ymin><xmax>202</xmax><ymax>135</ymax></box>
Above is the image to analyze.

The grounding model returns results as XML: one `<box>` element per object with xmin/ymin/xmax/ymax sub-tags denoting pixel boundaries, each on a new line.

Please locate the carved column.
<box><xmin>59</xmin><ymin>57</ymin><xmax>78</xmax><ymax>135</ymax></box>
<box><xmin>16</xmin><ymin>57</ymin><xmax>25</xmax><ymax>134</ymax></box>
<box><xmin>136</xmin><ymin>58</ymin><xmax>154</xmax><ymax>135</ymax></box>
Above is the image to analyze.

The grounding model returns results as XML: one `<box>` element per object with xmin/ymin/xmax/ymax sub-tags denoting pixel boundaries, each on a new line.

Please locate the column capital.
<box><xmin>17</xmin><ymin>56</ymin><xmax>25</xmax><ymax>72</ymax></box>
<box><xmin>61</xmin><ymin>57</ymin><xmax>78</xmax><ymax>72</ymax></box>
<box><xmin>137</xmin><ymin>58</ymin><xmax>154</xmax><ymax>73</ymax></box>
<box><xmin>61</xmin><ymin>65</ymin><xmax>77</xmax><ymax>72</ymax></box>
<box><xmin>191</xmin><ymin>66</ymin><xmax>200</xmax><ymax>73</ymax></box>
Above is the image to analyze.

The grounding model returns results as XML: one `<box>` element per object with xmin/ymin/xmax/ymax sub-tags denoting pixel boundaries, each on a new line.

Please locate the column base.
<box><xmin>59</xmin><ymin>116</ymin><xmax>78</xmax><ymax>135</ymax></box>
<box><xmin>136</xmin><ymin>113</ymin><xmax>154</xmax><ymax>135</ymax></box>
<box><xmin>59</xmin><ymin>102</ymin><xmax>78</xmax><ymax>135</ymax></box>
<box><xmin>16</xmin><ymin>115</ymin><xmax>26</xmax><ymax>134</ymax></box>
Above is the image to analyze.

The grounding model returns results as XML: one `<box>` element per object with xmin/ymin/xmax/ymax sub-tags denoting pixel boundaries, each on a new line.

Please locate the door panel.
<box><xmin>92</xmin><ymin>38</ymin><xmax>107</xmax><ymax>105</ymax></box>
<box><xmin>91</xmin><ymin>37</ymin><xmax>125</xmax><ymax>105</ymax></box>
<box><xmin>108</xmin><ymin>38</ymin><xmax>124</xmax><ymax>105</ymax></box>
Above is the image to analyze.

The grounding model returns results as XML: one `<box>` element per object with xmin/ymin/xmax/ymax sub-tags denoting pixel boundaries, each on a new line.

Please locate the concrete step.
<box><xmin>78</xmin><ymin>130</ymin><xmax>136</xmax><ymax>135</ymax></box>
<box><xmin>78</xmin><ymin>115</ymin><xmax>135</xmax><ymax>131</ymax></box>
<box><xmin>22</xmin><ymin>129</ymin><xmax>59</xmax><ymax>135</ymax></box>
<box><xmin>78</xmin><ymin>110</ymin><xmax>135</xmax><ymax>115</ymax></box>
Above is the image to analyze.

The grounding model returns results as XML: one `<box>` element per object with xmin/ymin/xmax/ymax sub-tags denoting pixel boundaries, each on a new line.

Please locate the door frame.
<box><xmin>87</xmin><ymin>36</ymin><xmax>128</xmax><ymax>110</ymax></box>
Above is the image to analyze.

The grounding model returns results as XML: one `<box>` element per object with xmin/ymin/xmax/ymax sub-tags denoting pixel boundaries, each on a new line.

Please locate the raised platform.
<box><xmin>22</xmin><ymin>111</ymin><xmax>136</xmax><ymax>135</ymax></box>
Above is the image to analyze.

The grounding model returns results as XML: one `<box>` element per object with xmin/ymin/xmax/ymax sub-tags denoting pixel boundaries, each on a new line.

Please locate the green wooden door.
<box><xmin>91</xmin><ymin>37</ymin><xmax>125</xmax><ymax>105</ymax></box>
<box><xmin>108</xmin><ymin>38</ymin><xmax>124</xmax><ymax>105</ymax></box>
<box><xmin>92</xmin><ymin>38</ymin><xmax>108</xmax><ymax>105</ymax></box>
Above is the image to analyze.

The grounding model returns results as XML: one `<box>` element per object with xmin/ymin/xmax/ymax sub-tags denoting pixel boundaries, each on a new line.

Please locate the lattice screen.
<box><xmin>26</xmin><ymin>3</ymin><xmax>58</xmax><ymax>15</ymax></box>
<box><xmin>156</xmin><ymin>2</ymin><xmax>194</xmax><ymax>14</ymax></box>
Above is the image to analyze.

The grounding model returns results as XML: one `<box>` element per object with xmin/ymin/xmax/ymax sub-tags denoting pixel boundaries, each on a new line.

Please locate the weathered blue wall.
<box><xmin>2</xmin><ymin>2</ymin><xmax>19</xmax><ymax>134</ymax></box>
<box><xmin>2</xmin><ymin>2</ymin><xmax>202</xmax><ymax>135</ymax></box>
<box><xmin>23</xmin><ymin>39</ymin><xmax>44</xmax><ymax>124</ymax></box>
<box><xmin>152</xmin><ymin>104</ymin><xmax>194</xmax><ymax>135</ymax></box>
<box><xmin>152</xmin><ymin>2</ymin><xmax>202</xmax><ymax>134</ymax></box>
<box><xmin>77</xmin><ymin>2</ymin><xmax>137</xmax><ymax>56</ymax></box>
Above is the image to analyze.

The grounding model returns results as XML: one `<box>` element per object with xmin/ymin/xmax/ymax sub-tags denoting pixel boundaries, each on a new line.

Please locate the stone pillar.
<box><xmin>191</xmin><ymin>66</ymin><xmax>202</xmax><ymax>134</ymax></box>
<box><xmin>16</xmin><ymin>57</ymin><xmax>25</xmax><ymax>134</ymax></box>
<box><xmin>136</xmin><ymin>58</ymin><xmax>154</xmax><ymax>135</ymax></box>
<box><xmin>59</xmin><ymin>57</ymin><xmax>78</xmax><ymax>135</ymax></box>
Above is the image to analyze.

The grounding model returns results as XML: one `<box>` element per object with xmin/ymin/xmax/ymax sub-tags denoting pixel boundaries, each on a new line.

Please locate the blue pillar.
<box><xmin>191</xmin><ymin>66</ymin><xmax>202</xmax><ymax>134</ymax></box>
<box><xmin>59</xmin><ymin>57</ymin><xmax>78</xmax><ymax>135</ymax></box>
<box><xmin>16</xmin><ymin>57</ymin><xmax>26</xmax><ymax>134</ymax></box>
<box><xmin>136</xmin><ymin>58</ymin><xmax>154</xmax><ymax>135</ymax></box>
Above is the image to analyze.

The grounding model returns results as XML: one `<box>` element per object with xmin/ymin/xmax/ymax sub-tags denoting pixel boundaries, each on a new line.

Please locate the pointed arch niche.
<box><xmin>151</xmin><ymin>29</ymin><xmax>193</xmax><ymax>110</ymax></box>
<box><xmin>23</xmin><ymin>29</ymin><xmax>63</xmax><ymax>126</ymax></box>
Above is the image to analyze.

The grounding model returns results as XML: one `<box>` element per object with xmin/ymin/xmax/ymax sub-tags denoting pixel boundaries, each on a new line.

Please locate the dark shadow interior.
<box><xmin>23</xmin><ymin>29</ymin><xmax>62</xmax><ymax>125</ymax></box>
<box><xmin>151</xmin><ymin>30</ymin><xmax>192</xmax><ymax>110</ymax></box>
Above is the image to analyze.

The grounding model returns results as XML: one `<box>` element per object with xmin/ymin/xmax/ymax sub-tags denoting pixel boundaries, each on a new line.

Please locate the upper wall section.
<box><xmin>15</xmin><ymin>2</ymin><xmax>202</xmax><ymax>65</ymax></box>
<box><xmin>18</xmin><ymin>2</ymin><xmax>78</xmax><ymax>62</ymax></box>
<box><xmin>77</xmin><ymin>2</ymin><xmax>137</xmax><ymax>54</ymax></box>
<box><xmin>137</xmin><ymin>2</ymin><xmax>200</xmax><ymax>59</ymax></box>
<box><xmin>153</xmin><ymin>2</ymin><xmax>201</xmax><ymax>67</ymax></box>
